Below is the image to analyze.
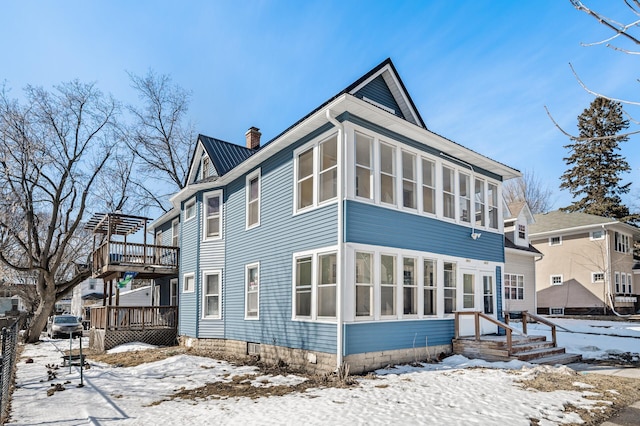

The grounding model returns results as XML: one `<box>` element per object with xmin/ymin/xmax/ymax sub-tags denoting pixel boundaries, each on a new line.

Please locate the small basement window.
<box><xmin>549</xmin><ymin>307</ymin><xmax>564</xmax><ymax>315</ymax></box>
<box><xmin>247</xmin><ymin>342</ymin><xmax>260</xmax><ymax>356</ymax></box>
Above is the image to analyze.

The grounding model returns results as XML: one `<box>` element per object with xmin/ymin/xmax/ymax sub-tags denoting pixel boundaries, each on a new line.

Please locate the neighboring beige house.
<box><xmin>503</xmin><ymin>202</ymin><xmax>542</xmax><ymax>315</ymax></box>
<box><xmin>529</xmin><ymin>210</ymin><xmax>640</xmax><ymax>315</ymax></box>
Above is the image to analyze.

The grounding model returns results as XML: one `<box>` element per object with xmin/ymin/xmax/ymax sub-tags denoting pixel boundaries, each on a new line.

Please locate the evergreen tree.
<box><xmin>560</xmin><ymin>97</ymin><xmax>632</xmax><ymax>219</ymax></box>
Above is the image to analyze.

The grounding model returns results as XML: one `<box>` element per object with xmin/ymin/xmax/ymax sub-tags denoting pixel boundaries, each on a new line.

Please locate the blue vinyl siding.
<box><xmin>198</xmin><ymin>210</ymin><xmax>225</xmax><ymax>338</ymax></box>
<box><xmin>354</xmin><ymin>75</ymin><xmax>404</xmax><ymax>120</ymax></box>
<box><xmin>224</xmin><ymin>140</ymin><xmax>338</xmax><ymax>353</ymax></box>
<box><xmin>344</xmin><ymin>319</ymin><xmax>454</xmax><ymax>355</ymax></box>
<box><xmin>179</xmin><ymin>197</ymin><xmax>200</xmax><ymax>336</ymax></box>
<box><xmin>345</xmin><ymin>201</ymin><xmax>504</xmax><ymax>263</ymax></box>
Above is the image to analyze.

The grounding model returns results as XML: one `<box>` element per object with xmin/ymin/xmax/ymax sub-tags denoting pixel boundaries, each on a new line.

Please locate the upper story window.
<box><xmin>201</xmin><ymin>156</ymin><xmax>210</xmax><ymax>180</ymax></box>
<box><xmin>592</xmin><ymin>272</ymin><xmax>604</xmax><ymax>283</ymax></box>
<box><xmin>474</xmin><ymin>178</ymin><xmax>485</xmax><ymax>227</ymax></box>
<box><xmin>518</xmin><ymin>224</ymin><xmax>526</xmax><ymax>240</ymax></box>
<box><xmin>402</xmin><ymin>151</ymin><xmax>416</xmax><ymax>209</ymax></box>
<box><xmin>614</xmin><ymin>232</ymin><xmax>630</xmax><ymax>253</ymax></box>
<box><xmin>379</xmin><ymin>142</ymin><xmax>396</xmax><ymax>205</ymax></box>
<box><xmin>550</xmin><ymin>275</ymin><xmax>563</xmax><ymax>285</ymax></box>
<box><xmin>459</xmin><ymin>172</ymin><xmax>470</xmax><ymax>223</ymax></box>
<box><xmin>355</xmin><ymin>133</ymin><xmax>373</xmax><ymax>200</ymax></box>
<box><xmin>246</xmin><ymin>170</ymin><xmax>260</xmax><ymax>229</ymax></box>
<box><xmin>590</xmin><ymin>230</ymin><xmax>604</xmax><ymax>240</ymax></box>
<box><xmin>171</xmin><ymin>219</ymin><xmax>179</xmax><ymax>247</ymax></box>
<box><xmin>422</xmin><ymin>158</ymin><xmax>435</xmax><ymax>214</ymax></box>
<box><xmin>185</xmin><ymin>199</ymin><xmax>196</xmax><ymax>221</ymax></box>
<box><xmin>549</xmin><ymin>236</ymin><xmax>562</xmax><ymax>246</ymax></box>
<box><xmin>442</xmin><ymin>166</ymin><xmax>455</xmax><ymax>219</ymax></box>
<box><xmin>488</xmin><ymin>183</ymin><xmax>498</xmax><ymax>229</ymax></box>
<box><xmin>295</xmin><ymin>134</ymin><xmax>338</xmax><ymax>213</ymax></box>
<box><xmin>204</xmin><ymin>191</ymin><xmax>222</xmax><ymax>240</ymax></box>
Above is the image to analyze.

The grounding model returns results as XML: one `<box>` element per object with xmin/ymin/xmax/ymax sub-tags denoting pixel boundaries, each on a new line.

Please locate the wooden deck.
<box><xmin>91</xmin><ymin>241</ymin><xmax>179</xmax><ymax>279</ymax></box>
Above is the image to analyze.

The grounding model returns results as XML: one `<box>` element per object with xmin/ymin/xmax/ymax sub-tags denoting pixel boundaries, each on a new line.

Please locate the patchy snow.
<box><xmin>106</xmin><ymin>342</ymin><xmax>158</xmax><ymax>354</ymax></box>
<box><xmin>9</xmin><ymin>327</ymin><xmax>634</xmax><ymax>426</ymax></box>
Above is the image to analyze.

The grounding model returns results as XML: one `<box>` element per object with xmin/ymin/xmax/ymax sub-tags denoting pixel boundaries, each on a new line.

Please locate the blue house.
<box><xmin>150</xmin><ymin>58</ymin><xmax>520</xmax><ymax>373</ymax></box>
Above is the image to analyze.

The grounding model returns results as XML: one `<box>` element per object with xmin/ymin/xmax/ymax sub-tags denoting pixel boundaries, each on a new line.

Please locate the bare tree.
<box><xmin>126</xmin><ymin>71</ymin><xmax>196</xmax><ymax>213</ymax></box>
<box><xmin>0</xmin><ymin>81</ymin><xmax>122</xmax><ymax>342</ymax></box>
<box><xmin>503</xmin><ymin>170</ymin><xmax>553</xmax><ymax>214</ymax></box>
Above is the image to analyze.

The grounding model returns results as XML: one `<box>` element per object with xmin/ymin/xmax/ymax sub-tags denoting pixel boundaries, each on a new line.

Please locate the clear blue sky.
<box><xmin>2</xmin><ymin>1</ymin><xmax>638</xmax><ymax>211</ymax></box>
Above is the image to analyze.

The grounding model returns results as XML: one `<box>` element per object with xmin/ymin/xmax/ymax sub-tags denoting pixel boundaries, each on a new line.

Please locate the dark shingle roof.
<box><xmin>504</xmin><ymin>236</ymin><xmax>542</xmax><ymax>255</ymax></box>
<box><xmin>199</xmin><ymin>134</ymin><xmax>257</xmax><ymax>176</ymax></box>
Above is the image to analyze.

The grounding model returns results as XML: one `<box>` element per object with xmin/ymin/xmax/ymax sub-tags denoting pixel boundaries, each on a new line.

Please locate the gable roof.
<box><xmin>529</xmin><ymin>209</ymin><xmax>640</xmax><ymax>239</ymax></box>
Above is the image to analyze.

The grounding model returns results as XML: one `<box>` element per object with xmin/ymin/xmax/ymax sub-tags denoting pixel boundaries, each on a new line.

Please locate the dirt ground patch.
<box><xmin>519</xmin><ymin>367</ymin><xmax>640</xmax><ymax>426</ymax></box>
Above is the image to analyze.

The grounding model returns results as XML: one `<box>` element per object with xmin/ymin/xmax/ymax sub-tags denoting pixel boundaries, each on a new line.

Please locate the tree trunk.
<box><xmin>24</xmin><ymin>287</ymin><xmax>57</xmax><ymax>343</ymax></box>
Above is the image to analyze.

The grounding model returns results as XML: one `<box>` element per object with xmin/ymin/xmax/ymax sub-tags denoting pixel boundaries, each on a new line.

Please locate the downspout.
<box><xmin>603</xmin><ymin>225</ymin><xmax>627</xmax><ymax>317</ymax></box>
<box><xmin>326</xmin><ymin>109</ymin><xmax>344</xmax><ymax>369</ymax></box>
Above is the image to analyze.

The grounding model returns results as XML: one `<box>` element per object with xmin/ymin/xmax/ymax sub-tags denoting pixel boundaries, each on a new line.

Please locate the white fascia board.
<box><xmin>529</xmin><ymin>222</ymin><xmax>620</xmax><ymax>239</ymax></box>
<box><xmin>505</xmin><ymin>247</ymin><xmax>542</xmax><ymax>258</ymax></box>
<box><xmin>148</xmin><ymin>209</ymin><xmax>180</xmax><ymax>232</ymax></box>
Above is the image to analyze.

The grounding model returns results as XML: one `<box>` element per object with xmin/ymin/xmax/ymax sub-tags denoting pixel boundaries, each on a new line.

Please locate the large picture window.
<box><xmin>380</xmin><ymin>254</ymin><xmax>397</xmax><ymax>316</ymax></box>
<box><xmin>202</xmin><ymin>271</ymin><xmax>221</xmax><ymax>319</ymax></box>
<box><xmin>292</xmin><ymin>250</ymin><xmax>337</xmax><ymax>321</ymax></box>
<box><xmin>204</xmin><ymin>191</ymin><xmax>222</xmax><ymax>239</ymax></box>
<box><xmin>355</xmin><ymin>133</ymin><xmax>373</xmax><ymax>199</ymax></box>
<box><xmin>245</xmin><ymin>264</ymin><xmax>259</xmax><ymax>319</ymax></box>
<box><xmin>379</xmin><ymin>143</ymin><xmax>396</xmax><ymax>205</ymax></box>
<box><xmin>246</xmin><ymin>170</ymin><xmax>260</xmax><ymax>228</ymax></box>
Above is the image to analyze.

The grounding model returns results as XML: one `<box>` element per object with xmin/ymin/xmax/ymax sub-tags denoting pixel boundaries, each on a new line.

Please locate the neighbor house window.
<box><xmin>590</xmin><ymin>230</ymin><xmax>604</xmax><ymax>240</ymax></box>
<box><xmin>550</xmin><ymin>275</ymin><xmax>563</xmax><ymax>286</ymax></box>
<box><xmin>614</xmin><ymin>232</ymin><xmax>630</xmax><ymax>253</ymax></box>
<box><xmin>380</xmin><ymin>254</ymin><xmax>397</xmax><ymax>316</ymax></box>
<box><xmin>294</xmin><ymin>256</ymin><xmax>312</xmax><ymax>317</ymax></box>
<box><xmin>296</xmin><ymin>147</ymin><xmax>314</xmax><ymax>210</ymax></box>
<box><xmin>204</xmin><ymin>191</ymin><xmax>222</xmax><ymax>239</ymax></box>
<box><xmin>628</xmin><ymin>274</ymin><xmax>633</xmax><ymax>294</ymax></box>
<box><xmin>183</xmin><ymin>273</ymin><xmax>194</xmax><ymax>293</ymax></box>
<box><xmin>355</xmin><ymin>133</ymin><xmax>373</xmax><ymax>199</ymax></box>
<box><xmin>379</xmin><ymin>143</ymin><xmax>396</xmax><ymax>205</ymax></box>
<box><xmin>172</xmin><ymin>219</ymin><xmax>179</xmax><ymax>247</ymax></box>
<box><xmin>202</xmin><ymin>271</ymin><xmax>221</xmax><ymax>319</ymax></box>
<box><xmin>549</xmin><ymin>236</ymin><xmax>561</xmax><ymax>246</ymax></box>
<box><xmin>423</xmin><ymin>259</ymin><xmax>437</xmax><ymax>315</ymax></box>
<box><xmin>592</xmin><ymin>272</ymin><xmax>604</xmax><ymax>283</ymax></box>
<box><xmin>403</xmin><ymin>257</ymin><xmax>417</xmax><ymax>315</ymax></box>
<box><xmin>504</xmin><ymin>274</ymin><xmax>524</xmax><ymax>300</ymax></box>
<box><xmin>319</xmin><ymin>136</ymin><xmax>338</xmax><ymax>203</ymax></box>
<box><xmin>615</xmin><ymin>272</ymin><xmax>621</xmax><ymax>293</ymax></box>
<box><xmin>185</xmin><ymin>199</ymin><xmax>196</xmax><ymax>221</ymax></box>
<box><xmin>402</xmin><ymin>151</ymin><xmax>416</xmax><ymax>209</ymax></box>
<box><xmin>459</xmin><ymin>173</ymin><xmax>470</xmax><ymax>223</ymax></box>
<box><xmin>355</xmin><ymin>252</ymin><xmax>373</xmax><ymax>318</ymax></box>
<box><xmin>488</xmin><ymin>183</ymin><xmax>498</xmax><ymax>229</ymax></box>
<box><xmin>621</xmin><ymin>273</ymin><xmax>627</xmax><ymax>294</ymax></box>
<box><xmin>474</xmin><ymin>178</ymin><xmax>485</xmax><ymax>227</ymax></box>
<box><xmin>442</xmin><ymin>166</ymin><xmax>455</xmax><ymax>219</ymax></box>
<box><xmin>422</xmin><ymin>158</ymin><xmax>435</xmax><ymax>214</ymax></box>
<box><xmin>246</xmin><ymin>170</ymin><xmax>260</xmax><ymax>228</ymax></box>
<box><xmin>444</xmin><ymin>262</ymin><xmax>456</xmax><ymax>313</ymax></box>
<box><xmin>245</xmin><ymin>264</ymin><xmax>259</xmax><ymax>319</ymax></box>
<box><xmin>518</xmin><ymin>224</ymin><xmax>526</xmax><ymax>240</ymax></box>
<box><xmin>317</xmin><ymin>253</ymin><xmax>337</xmax><ymax>317</ymax></box>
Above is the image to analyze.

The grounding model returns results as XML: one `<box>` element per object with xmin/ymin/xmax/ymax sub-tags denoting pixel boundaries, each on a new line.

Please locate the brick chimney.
<box><xmin>245</xmin><ymin>127</ymin><xmax>261</xmax><ymax>150</ymax></box>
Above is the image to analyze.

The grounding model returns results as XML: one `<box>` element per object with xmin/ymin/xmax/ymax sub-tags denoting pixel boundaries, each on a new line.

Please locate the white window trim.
<box><xmin>183</xmin><ymin>272</ymin><xmax>195</xmax><ymax>293</ymax></box>
<box><xmin>504</xmin><ymin>273</ymin><xmax>525</xmax><ymax>300</ymax></box>
<box><xmin>201</xmin><ymin>156</ymin><xmax>210</xmax><ymax>180</ymax></box>
<box><xmin>591</xmin><ymin>272</ymin><xmax>605</xmax><ymax>283</ymax></box>
<box><xmin>291</xmin><ymin>246</ymin><xmax>339</xmax><ymax>323</ymax></box>
<box><xmin>354</xmin><ymin>250</ymin><xmax>375</xmax><ymax>321</ymax></box>
<box><xmin>549</xmin><ymin>236</ymin><xmax>562</xmax><ymax>246</ymax></box>
<box><xmin>201</xmin><ymin>270</ymin><xmax>222</xmax><ymax>320</ymax></box>
<box><xmin>203</xmin><ymin>190</ymin><xmax>223</xmax><ymax>241</ymax></box>
<box><xmin>590</xmin><ymin>230</ymin><xmax>604</xmax><ymax>241</ymax></box>
<box><xmin>550</xmin><ymin>274</ymin><xmax>563</xmax><ymax>286</ymax></box>
<box><xmin>184</xmin><ymin>198</ymin><xmax>196</xmax><ymax>222</ymax></box>
<box><xmin>246</xmin><ymin>169</ymin><xmax>261</xmax><ymax>230</ymax></box>
<box><xmin>245</xmin><ymin>262</ymin><xmax>260</xmax><ymax>320</ymax></box>
<box><xmin>402</xmin><ymin>256</ymin><xmax>419</xmax><ymax>317</ymax></box>
<box><xmin>292</xmin><ymin>133</ymin><xmax>339</xmax><ymax>215</ymax></box>
<box><xmin>171</xmin><ymin>218</ymin><xmax>179</xmax><ymax>247</ymax></box>
<box><xmin>354</xmin><ymin>132</ymin><xmax>374</xmax><ymax>202</ymax></box>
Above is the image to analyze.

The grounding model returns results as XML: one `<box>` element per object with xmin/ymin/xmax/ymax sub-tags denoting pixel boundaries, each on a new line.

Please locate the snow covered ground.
<box><xmin>7</xmin><ymin>318</ymin><xmax>640</xmax><ymax>426</ymax></box>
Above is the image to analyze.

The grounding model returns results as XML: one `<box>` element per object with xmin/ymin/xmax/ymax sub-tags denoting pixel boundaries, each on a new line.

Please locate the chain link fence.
<box><xmin>0</xmin><ymin>315</ymin><xmax>25</xmax><ymax>424</ymax></box>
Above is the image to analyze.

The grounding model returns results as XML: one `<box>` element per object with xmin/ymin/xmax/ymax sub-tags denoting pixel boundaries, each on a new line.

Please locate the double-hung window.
<box><xmin>474</xmin><ymin>178</ymin><xmax>485</xmax><ymax>227</ymax></box>
<box><xmin>442</xmin><ymin>166</ymin><xmax>455</xmax><ymax>219</ymax></box>
<box><xmin>185</xmin><ymin>199</ymin><xmax>196</xmax><ymax>221</ymax></box>
<box><xmin>488</xmin><ymin>183</ymin><xmax>498</xmax><ymax>229</ymax></box>
<box><xmin>402</xmin><ymin>151</ymin><xmax>416</xmax><ymax>209</ymax></box>
<box><xmin>202</xmin><ymin>271</ymin><xmax>221</xmax><ymax>319</ymax></box>
<box><xmin>459</xmin><ymin>172</ymin><xmax>471</xmax><ymax>223</ymax></box>
<box><xmin>295</xmin><ymin>134</ymin><xmax>338</xmax><ymax>212</ymax></box>
<box><xmin>204</xmin><ymin>191</ymin><xmax>222</xmax><ymax>239</ymax></box>
<box><xmin>183</xmin><ymin>273</ymin><xmax>194</xmax><ymax>293</ymax></box>
<box><xmin>246</xmin><ymin>170</ymin><xmax>260</xmax><ymax>229</ymax></box>
<box><xmin>422</xmin><ymin>158</ymin><xmax>435</xmax><ymax>214</ymax></box>
<box><xmin>319</xmin><ymin>136</ymin><xmax>338</xmax><ymax>203</ymax></box>
<box><xmin>297</xmin><ymin>148</ymin><xmax>314</xmax><ymax>210</ymax></box>
<box><xmin>379</xmin><ymin>143</ymin><xmax>396</xmax><ymax>205</ymax></box>
<box><xmin>403</xmin><ymin>257</ymin><xmax>417</xmax><ymax>315</ymax></box>
<box><xmin>615</xmin><ymin>272</ymin><xmax>621</xmax><ymax>293</ymax></box>
<box><xmin>380</xmin><ymin>254</ymin><xmax>397</xmax><ymax>316</ymax></box>
<box><xmin>443</xmin><ymin>262</ymin><xmax>456</xmax><ymax>313</ymax></box>
<box><xmin>171</xmin><ymin>219</ymin><xmax>179</xmax><ymax>247</ymax></box>
<box><xmin>245</xmin><ymin>263</ymin><xmax>259</xmax><ymax>319</ymax></box>
<box><xmin>293</xmin><ymin>250</ymin><xmax>337</xmax><ymax>320</ymax></box>
<box><xmin>355</xmin><ymin>252</ymin><xmax>373</xmax><ymax>317</ymax></box>
<box><xmin>201</xmin><ymin>156</ymin><xmax>210</xmax><ymax>180</ymax></box>
<box><xmin>423</xmin><ymin>259</ymin><xmax>437</xmax><ymax>315</ymax></box>
<box><xmin>614</xmin><ymin>232</ymin><xmax>630</xmax><ymax>253</ymax></box>
<box><xmin>355</xmin><ymin>133</ymin><xmax>373</xmax><ymax>199</ymax></box>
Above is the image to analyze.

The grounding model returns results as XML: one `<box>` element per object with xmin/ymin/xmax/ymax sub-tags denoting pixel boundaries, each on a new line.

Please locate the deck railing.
<box><xmin>505</xmin><ymin>310</ymin><xmax>560</xmax><ymax>348</ymax></box>
<box><xmin>93</xmin><ymin>241</ymin><xmax>178</xmax><ymax>272</ymax></box>
<box><xmin>90</xmin><ymin>306</ymin><xmax>178</xmax><ymax>331</ymax></box>
<box><xmin>454</xmin><ymin>311</ymin><xmax>525</xmax><ymax>356</ymax></box>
